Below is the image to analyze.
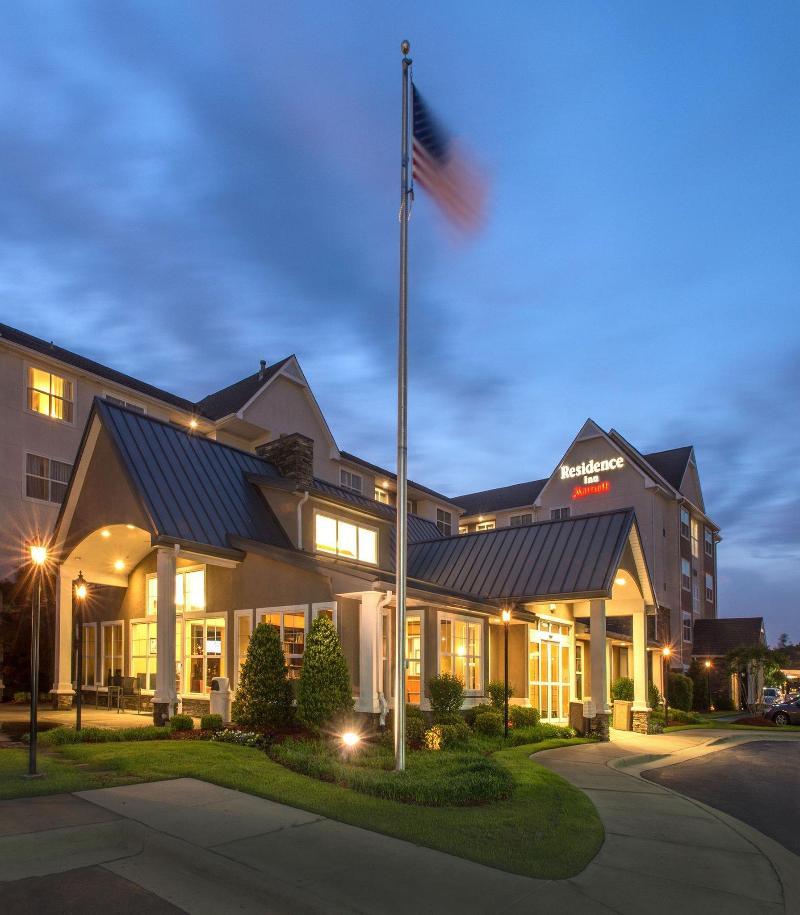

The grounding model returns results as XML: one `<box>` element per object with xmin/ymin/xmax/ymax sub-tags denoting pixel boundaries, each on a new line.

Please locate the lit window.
<box><xmin>82</xmin><ymin>624</ymin><xmax>97</xmax><ymax>687</ymax></box>
<box><xmin>439</xmin><ymin>617</ymin><xmax>482</xmax><ymax>692</ymax></box>
<box><xmin>436</xmin><ymin>509</ymin><xmax>452</xmax><ymax>536</ymax></box>
<box><xmin>406</xmin><ymin>616</ymin><xmax>422</xmax><ymax>704</ymax></box>
<box><xmin>704</xmin><ymin>528</ymin><xmax>713</xmax><ymax>558</ymax></box>
<box><xmin>146</xmin><ymin>568</ymin><xmax>205</xmax><ymax>615</ymax></box>
<box><xmin>131</xmin><ymin>620</ymin><xmax>158</xmax><ymax>691</ymax></box>
<box><xmin>259</xmin><ymin>609</ymin><xmax>306</xmax><ymax>679</ymax></box>
<box><xmin>691</xmin><ymin>519</ymin><xmax>700</xmax><ymax>558</ymax></box>
<box><xmin>681</xmin><ymin>558</ymin><xmax>691</xmax><ymax>591</ymax></box>
<box><xmin>407</xmin><ymin>499</ymin><xmax>416</xmax><ymax>514</ymax></box>
<box><xmin>374</xmin><ymin>487</ymin><xmax>390</xmax><ymax>504</ymax></box>
<box><xmin>705</xmin><ymin>573</ymin><xmax>714</xmax><ymax>602</ymax></box>
<box><xmin>315</xmin><ymin>513</ymin><xmax>377</xmax><ymax>564</ymax></box>
<box><xmin>101</xmin><ymin>622</ymin><xmax>123</xmax><ymax>685</ymax></box>
<box><xmin>28</xmin><ymin>366</ymin><xmax>74</xmax><ymax>422</ymax></box>
<box><xmin>682</xmin><ymin>613</ymin><xmax>692</xmax><ymax>643</ymax></box>
<box><xmin>236</xmin><ymin>612</ymin><xmax>253</xmax><ymax>687</ymax></box>
<box><xmin>105</xmin><ymin>394</ymin><xmax>146</xmax><ymax>414</ymax></box>
<box><xmin>551</xmin><ymin>507</ymin><xmax>570</xmax><ymax>521</ymax></box>
<box><xmin>340</xmin><ymin>469</ymin><xmax>362</xmax><ymax>493</ymax></box>
<box><xmin>476</xmin><ymin>520</ymin><xmax>495</xmax><ymax>531</ymax></box>
<box><xmin>574</xmin><ymin>643</ymin><xmax>584</xmax><ymax>701</ymax></box>
<box><xmin>458</xmin><ymin>525</ymin><xmax>468</xmax><ymax>534</ymax></box>
<box><xmin>25</xmin><ymin>453</ymin><xmax>72</xmax><ymax>503</ymax></box>
<box><xmin>185</xmin><ymin>618</ymin><xmax>225</xmax><ymax>694</ymax></box>
<box><xmin>680</xmin><ymin>507</ymin><xmax>690</xmax><ymax>539</ymax></box>
<box><xmin>510</xmin><ymin>513</ymin><xmax>532</xmax><ymax>527</ymax></box>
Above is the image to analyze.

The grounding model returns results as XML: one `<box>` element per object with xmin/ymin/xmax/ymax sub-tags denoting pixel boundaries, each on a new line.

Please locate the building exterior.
<box><xmin>455</xmin><ymin>419</ymin><xmax>721</xmax><ymax>669</ymax></box>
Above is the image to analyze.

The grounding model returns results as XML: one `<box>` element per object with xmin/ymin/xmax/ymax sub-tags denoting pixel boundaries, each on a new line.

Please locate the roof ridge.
<box><xmin>452</xmin><ymin>477</ymin><xmax>548</xmax><ymax>500</ymax></box>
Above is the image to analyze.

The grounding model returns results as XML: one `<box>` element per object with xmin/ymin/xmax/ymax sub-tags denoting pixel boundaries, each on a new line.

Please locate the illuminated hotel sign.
<box><xmin>572</xmin><ymin>480</ymin><xmax>611</xmax><ymax>500</ymax></box>
<box><xmin>560</xmin><ymin>456</ymin><xmax>624</xmax><ymax>500</ymax></box>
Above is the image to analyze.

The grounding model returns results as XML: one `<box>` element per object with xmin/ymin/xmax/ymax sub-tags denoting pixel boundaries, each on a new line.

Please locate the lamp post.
<box><xmin>74</xmin><ymin>572</ymin><xmax>88</xmax><ymax>732</ymax></box>
<box><xmin>704</xmin><ymin>659</ymin><xmax>712</xmax><ymax>711</ymax></box>
<box><xmin>501</xmin><ymin>609</ymin><xmax>511</xmax><ymax>738</ymax></box>
<box><xmin>662</xmin><ymin>646</ymin><xmax>671</xmax><ymax>728</ymax></box>
<box><xmin>27</xmin><ymin>543</ymin><xmax>47</xmax><ymax>778</ymax></box>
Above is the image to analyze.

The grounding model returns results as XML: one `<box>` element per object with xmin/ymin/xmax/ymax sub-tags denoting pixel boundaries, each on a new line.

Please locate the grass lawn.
<box><xmin>0</xmin><ymin>736</ymin><xmax>601</xmax><ymax>879</ymax></box>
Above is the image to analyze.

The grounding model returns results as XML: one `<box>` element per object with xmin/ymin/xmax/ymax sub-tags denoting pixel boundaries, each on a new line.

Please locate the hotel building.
<box><xmin>0</xmin><ymin>322</ymin><xmax>721</xmax><ymax>735</ymax></box>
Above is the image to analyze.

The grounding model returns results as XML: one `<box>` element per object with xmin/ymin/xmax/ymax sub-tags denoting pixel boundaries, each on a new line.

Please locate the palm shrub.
<box><xmin>487</xmin><ymin>679</ymin><xmax>513</xmax><ymax>710</ymax></box>
<box><xmin>232</xmin><ymin>623</ymin><xmax>294</xmax><ymax>728</ymax></box>
<box><xmin>297</xmin><ymin>616</ymin><xmax>353</xmax><ymax>730</ymax></box>
<box><xmin>428</xmin><ymin>673</ymin><xmax>465</xmax><ymax>721</ymax></box>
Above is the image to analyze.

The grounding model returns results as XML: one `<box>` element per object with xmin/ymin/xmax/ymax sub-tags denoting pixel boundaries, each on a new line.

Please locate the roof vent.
<box><xmin>258</xmin><ymin>359</ymin><xmax>267</xmax><ymax>381</ymax></box>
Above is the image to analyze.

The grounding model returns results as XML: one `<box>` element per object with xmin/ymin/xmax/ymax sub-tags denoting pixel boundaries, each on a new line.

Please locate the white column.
<box><xmin>154</xmin><ymin>546</ymin><xmax>178</xmax><ymax>716</ymax></box>
<box><xmin>568</xmin><ymin>622</ymin><xmax>577</xmax><ymax>702</ymax></box>
<box><xmin>358</xmin><ymin>592</ymin><xmax>383</xmax><ymax>712</ymax></box>
<box><xmin>52</xmin><ymin>568</ymin><xmax>75</xmax><ymax>701</ymax></box>
<box><xmin>589</xmin><ymin>599</ymin><xmax>610</xmax><ymax>715</ymax></box>
<box><xmin>632</xmin><ymin>609</ymin><xmax>649</xmax><ymax>711</ymax></box>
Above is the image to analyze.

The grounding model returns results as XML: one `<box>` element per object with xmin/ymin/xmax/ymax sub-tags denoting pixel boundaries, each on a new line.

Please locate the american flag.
<box><xmin>412</xmin><ymin>84</ymin><xmax>486</xmax><ymax>232</ymax></box>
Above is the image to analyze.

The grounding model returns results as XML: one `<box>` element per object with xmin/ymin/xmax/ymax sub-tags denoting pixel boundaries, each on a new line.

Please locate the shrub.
<box><xmin>610</xmin><ymin>677</ymin><xmax>634</xmax><ymax>701</ymax></box>
<box><xmin>169</xmin><ymin>714</ymin><xmax>194</xmax><ymax>731</ymax></box>
<box><xmin>474</xmin><ymin>710</ymin><xmax>503</xmax><ymax>736</ymax></box>
<box><xmin>462</xmin><ymin>703</ymin><xmax>493</xmax><ymax>727</ymax></box>
<box><xmin>688</xmin><ymin>659</ymin><xmax>710</xmax><ymax>711</ymax></box>
<box><xmin>200</xmin><ymin>713</ymin><xmax>223</xmax><ymax>731</ymax></box>
<box><xmin>712</xmin><ymin>689</ymin><xmax>735</xmax><ymax>711</ymax></box>
<box><xmin>212</xmin><ymin>728</ymin><xmax>268</xmax><ymax>749</ymax></box>
<box><xmin>406</xmin><ymin>716</ymin><xmax>427</xmax><ymax>749</ymax></box>
<box><xmin>40</xmin><ymin>726</ymin><xmax>170</xmax><ymax>745</ymax></box>
<box><xmin>487</xmin><ymin>680</ymin><xmax>513</xmax><ymax>710</ymax></box>
<box><xmin>666</xmin><ymin>673</ymin><xmax>693</xmax><ymax>712</ymax></box>
<box><xmin>233</xmin><ymin>623</ymin><xmax>294</xmax><ymax>729</ymax></box>
<box><xmin>651</xmin><ymin>707</ymin><xmax>700</xmax><ymax>725</ymax></box>
<box><xmin>425</xmin><ymin>721</ymin><xmax>472</xmax><ymax>750</ymax></box>
<box><xmin>297</xmin><ymin>616</ymin><xmax>353</xmax><ymax>730</ymax></box>
<box><xmin>506</xmin><ymin>723</ymin><xmax>576</xmax><ymax>746</ymax></box>
<box><xmin>433</xmin><ymin>712</ymin><xmax>463</xmax><ymax>726</ymax></box>
<box><xmin>648</xmin><ymin>681</ymin><xmax>661</xmax><ymax>710</ymax></box>
<box><xmin>509</xmin><ymin>706</ymin><xmax>540</xmax><ymax>728</ymax></box>
<box><xmin>13</xmin><ymin>691</ymin><xmax>31</xmax><ymax>703</ymax></box>
<box><xmin>428</xmin><ymin>673</ymin><xmax>465</xmax><ymax>719</ymax></box>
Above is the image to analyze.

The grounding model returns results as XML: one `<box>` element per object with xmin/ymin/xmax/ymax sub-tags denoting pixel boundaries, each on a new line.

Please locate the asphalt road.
<box><xmin>643</xmin><ymin>740</ymin><xmax>800</xmax><ymax>856</ymax></box>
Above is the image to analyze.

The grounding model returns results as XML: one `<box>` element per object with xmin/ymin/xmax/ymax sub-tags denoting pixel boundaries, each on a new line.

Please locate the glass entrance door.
<box><xmin>528</xmin><ymin>624</ymin><xmax>571</xmax><ymax>721</ymax></box>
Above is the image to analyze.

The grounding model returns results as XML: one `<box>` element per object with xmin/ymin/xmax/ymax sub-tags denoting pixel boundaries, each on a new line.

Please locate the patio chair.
<box><xmin>120</xmin><ymin>676</ymin><xmax>143</xmax><ymax>715</ymax></box>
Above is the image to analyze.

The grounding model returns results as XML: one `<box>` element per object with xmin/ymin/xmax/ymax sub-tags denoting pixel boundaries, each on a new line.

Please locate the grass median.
<box><xmin>0</xmin><ymin>736</ymin><xmax>601</xmax><ymax>879</ymax></box>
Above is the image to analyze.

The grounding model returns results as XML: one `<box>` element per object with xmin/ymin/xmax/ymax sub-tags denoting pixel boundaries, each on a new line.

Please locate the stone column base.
<box><xmin>587</xmin><ymin>712</ymin><xmax>610</xmax><ymax>741</ymax></box>
<box><xmin>51</xmin><ymin>691</ymin><xmax>74</xmax><ymax>710</ymax></box>
<box><xmin>152</xmin><ymin>702</ymin><xmax>171</xmax><ymax>727</ymax></box>
<box><xmin>632</xmin><ymin>709</ymin><xmax>651</xmax><ymax>734</ymax></box>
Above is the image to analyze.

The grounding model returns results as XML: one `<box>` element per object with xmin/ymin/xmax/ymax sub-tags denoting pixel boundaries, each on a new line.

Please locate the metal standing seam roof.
<box><xmin>691</xmin><ymin>618</ymin><xmax>766</xmax><ymax>657</ymax></box>
<box><xmin>408</xmin><ymin>509</ymin><xmax>637</xmax><ymax>601</ymax></box>
<box><xmin>641</xmin><ymin>446</ymin><xmax>694</xmax><ymax>492</ymax></box>
<box><xmin>96</xmin><ymin>399</ymin><xmax>292</xmax><ymax>551</ymax></box>
<box><xmin>453</xmin><ymin>479</ymin><xmax>548</xmax><ymax>516</ymax></box>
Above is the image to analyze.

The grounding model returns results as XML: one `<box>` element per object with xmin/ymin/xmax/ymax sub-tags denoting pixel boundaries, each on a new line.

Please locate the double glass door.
<box><xmin>529</xmin><ymin>624</ymin><xmax>570</xmax><ymax>721</ymax></box>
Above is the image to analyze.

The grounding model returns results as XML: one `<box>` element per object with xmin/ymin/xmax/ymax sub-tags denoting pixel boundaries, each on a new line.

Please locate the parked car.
<box><xmin>763</xmin><ymin>696</ymin><xmax>800</xmax><ymax>726</ymax></box>
<box><xmin>762</xmin><ymin>687</ymin><xmax>782</xmax><ymax>706</ymax></box>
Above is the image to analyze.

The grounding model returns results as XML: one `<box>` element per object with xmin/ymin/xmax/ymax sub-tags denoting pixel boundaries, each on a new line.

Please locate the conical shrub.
<box><xmin>297</xmin><ymin>616</ymin><xmax>353</xmax><ymax>730</ymax></box>
<box><xmin>232</xmin><ymin>623</ymin><xmax>293</xmax><ymax>728</ymax></box>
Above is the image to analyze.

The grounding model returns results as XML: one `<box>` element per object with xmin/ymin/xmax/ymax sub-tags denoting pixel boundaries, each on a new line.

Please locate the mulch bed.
<box><xmin>732</xmin><ymin>716</ymin><xmax>776</xmax><ymax>726</ymax></box>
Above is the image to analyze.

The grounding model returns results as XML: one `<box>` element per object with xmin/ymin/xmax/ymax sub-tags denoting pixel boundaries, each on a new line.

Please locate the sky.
<box><xmin>1</xmin><ymin>2</ymin><xmax>798</xmax><ymax>640</ymax></box>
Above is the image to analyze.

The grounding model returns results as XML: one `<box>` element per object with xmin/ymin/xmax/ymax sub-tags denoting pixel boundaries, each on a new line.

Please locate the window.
<box><xmin>704</xmin><ymin>528</ymin><xmax>713</xmax><ymax>558</ymax></box>
<box><xmin>692</xmin><ymin>579</ymin><xmax>700</xmax><ymax>612</ymax></box>
<box><xmin>680</xmin><ymin>507</ymin><xmax>690</xmax><ymax>539</ymax></box>
<box><xmin>682</xmin><ymin>613</ymin><xmax>692</xmax><ymax>643</ymax></box>
<box><xmin>101</xmin><ymin>622</ymin><xmax>123</xmax><ymax>684</ymax></box>
<box><xmin>146</xmin><ymin>568</ymin><xmax>205</xmax><ymax>615</ymax></box>
<box><xmin>436</xmin><ymin>509</ymin><xmax>452</xmax><ymax>536</ymax></box>
<box><xmin>131</xmin><ymin>620</ymin><xmax>158</xmax><ymax>691</ymax></box>
<box><xmin>406</xmin><ymin>615</ymin><xmax>422</xmax><ymax>704</ymax></box>
<box><xmin>691</xmin><ymin>519</ymin><xmax>700</xmax><ymax>558</ymax></box>
<box><xmin>575</xmin><ymin>642</ymin><xmax>584</xmax><ymax>701</ymax></box>
<box><xmin>551</xmin><ymin>507</ymin><xmax>570</xmax><ymax>521</ymax></box>
<box><xmin>510</xmin><ymin>513</ymin><xmax>532</xmax><ymax>527</ymax></box>
<box><xmin>312</xmin><ymin>602</ymin><xmax>337</xmax><ymax>625</ymax></box>
<box><xmin>27</xmin><ymin>366</ymin><xmax>73</xmax><ymax>422</ymax></box>
<box><xmin>235</xmin><ymin>611</ymin><xmax>253</xmax><ymax>687</ymax></box>
<box><xmin>340</xmin><ymin>469</ymin><xmax>362</xmax><ymax>493</ymax></box>
<box><xmin>681</xmin><ymin>558</ymin><xmax>691</xmax><ymax>591</ymax></box>
<box><xmin>407</xmin><ymin>500</ymin><xmax>416</xmax><ymax>515</ymax></box>
<box><xmin>374</xmin><ymin>487</ymin><xmax>390</xmax><ymax>504</ymax></box>
<box><xmin>705</xmin><ymin>573</ymin><xmax>714</xmax><ymax>602</ymax></box>
<box><xmin>476</xmin><ymin>520</ymin><xmax>495</xmax><ymax>531</ymax></box>
<box><xmin>439</xmin><ymin>616</ymin><xmax>482</xmax><ymax>692</ymax></box>
<box><xmin>259</xmin><ymin>608</ymin><xmax>306</xmax><ymax>679</ymax></box>
<box><xmin>25</xmin><ymin>453</ymin><xmax>72</xmax><ymax>504</ymax></box>
<box><xmin>105</xmin><ymin>393</ymin><xmax>146</xmax><ymax>414</ymax></box>
<box><xmin>458</xmin><ymin>525</ymin><xmax>468</xmax><ymax>534</ymax></box>
<box><xmin>82</xmin><ymin>624</ymin><xmax>97</xmax><ymax>686</ymax></box>
<box><xmin>185</xmin><ymin>617</ymin><xmax>225</xmax><ymax>694</ymax></box>
<box><xmin>315</xmin><ymin>513</ymin><xmax>377</xmax><ymax>564</ymax></box>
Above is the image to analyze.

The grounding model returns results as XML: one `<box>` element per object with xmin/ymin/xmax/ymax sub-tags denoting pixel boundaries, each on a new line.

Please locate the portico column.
<box><xmin>51</xmin><ymin>567</ymin><xmax>75</xmax><ymax>709</ymax></box>
<box><xmin>631</xmin><ymin>608</ymin><xmax>651</xmax><ymax>733</ymax></box>
<box><xmin>589</xmin><ymin>599</ymin><xmax>610</xmax><ymax>740</ymax></box>
<box><xmin>153</xmin><ymin>546</ymin><xmax>178</xmax><ymax>725</ymax></box>
<box><xmin>358</xmin><ymin>592</ymin><xmax>383</xmax><ymax>713</ymax></box>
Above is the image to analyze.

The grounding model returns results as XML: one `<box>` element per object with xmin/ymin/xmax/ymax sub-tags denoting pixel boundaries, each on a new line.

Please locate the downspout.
<box><xmin>296</xmin><ymin>491</ymin><xmax>309</xmax><ymax>550</ymax></box>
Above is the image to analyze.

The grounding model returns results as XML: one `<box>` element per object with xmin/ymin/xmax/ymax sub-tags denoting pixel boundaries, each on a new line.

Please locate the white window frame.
<box><xmin>313</xmin><ymin>510</ymin><xmax>378</xmax><ymax>565</ymax></box>
<box><xmin>81</xmin><ymin>622</ymin><xmax>98</xmax><ymax>688</ymax></box>
<box><xmin>129</xmin><ymin>617</ymin><xmax>158</xmax><ymax>693</ymax></box>
<box><xmin>476</xmin><ymin>520</ymin><xmax>495</xmax><ymax>531</ymax></box>
<box><xmin>104</xmin><ymin>392</ymin><xmax>147</xmax><ymax>414</ymax></box>
<box><xmin>312</xmin><ymin>601</ymin><xmax>338</xmax><ymax>627</ymax></box>
<box><xmin>24</xmin><ymin>362</ymin><xmax>75</xmax><ymax>425</ymax></box>
<box><xmin>510</xmin><ymin>513</ymin><xmax>532</xmax><ymax>527</ymax></box>
<box><xmin>680</xmin><ymin>507</ymin><xmax>690</xmax><ymax>539</ymax></box>
<box><xmin>182</xmin><ymin>613</ymin><xmax>226</xmax><ymax>697</ymax></box>
<box><xmin>100</xmin><ymin>620</ymin><xmax>124</xmax><ymax>686</ymax></box>
<box><xmin>374</xmin><ymin>486</ymin><xmax>390</xmax><ymax>504</ymax></box>
<box><xmin>145</xmin><ymin>565</ymin><xmax>206</xmax><ymax>616</ymax></box>
<box><xmin>257</xmin><ymin>605</ymin><xmax>309</xmax><ymax>679</ymax></box>
<box><xmin>458</xmin><ymin>525</ymin><xmax>468</xmax><ymax>535</ymax></box>
<box><xmin>704</xmin><ymin>527</ymin><xmax>713</xmax><ymax>558</ymax></box>
<box><xmin>340</xmin><ymin>469</ymin><xmax>363</xmax><ymax>493</ymax></box>
<box><xmin>681</xmin><ymin>558</ymin><xmax>691</xmax><ymax>591</ymax></box>
<box><xmin>682</xmin><ymin>613</ymin><xmax>692</xmax><ymax>643</ymax></box>
<box><xmin>705</xmin><ymin>573</ymin><xmax>714</xmax><ymax>602</ymax></box>
<box><xmin>436</xmin><ymin>509</ymin><xmax>453</xmax><ymax>536</ymax></box>
<box><xmin>234</xmin><ymin>608</ymin><xmax>255</xmax><ymax>689</ymax></box>
<box><xmin>23</xmin><ymin>452</ymin><xmax>73</xmax><ymax>505</ymax></box>
<box><xmin>438</xmin><ymin>612</ymin><xmax>483</xmax><ymax>695</ymax></box>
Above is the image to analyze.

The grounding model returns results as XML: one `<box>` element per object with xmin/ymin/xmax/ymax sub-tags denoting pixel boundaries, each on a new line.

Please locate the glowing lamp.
<box><xmin>705</xmin><ymin>660</ymin><xmax>712</xmax><ymax>669</ymax></box>
<box><xmin>30</xmin><ymin>544</ymin><xmax>47</xmax><ymax>566</ymax></box>
<box><xmin>114</xmin><ymin>560</ymin><xmax>125</xmax><ymax>571</ymax></box>
<box><xmin>501</xmin><ymin>609</ymin><xmax>511</xmax><ymax>623</ymax></box>
<box><xmin>614</xmin><ymin>576</ymin><xmax>626</xmax><ymax>586</ymax></box>
<box><xmin>189</xmin><ymin>418</ymin><xmax>198</xmax><ymax>430</ymax></box>
<box><xmin>101</xmin><ymin>529</ymin><xmax>111</xmax><ymax>539</ymax></box>
<box><xmin>75</xmin><ymin>571</ymin><xmax>88</xmax><ymax>601</ymax></box>
<box><xmin>662</xmin><ymin>646</ymin><xmax>672</xmax><ymax>658</ymax></box>
<box><xmin>341</xmin><ymin>731</ymin><xmax>360</xmax><ymax>748</ymax></box>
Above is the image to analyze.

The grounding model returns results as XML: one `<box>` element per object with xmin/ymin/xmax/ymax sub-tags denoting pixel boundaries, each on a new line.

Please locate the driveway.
<box><xmin>643</xmin><ymin>739</ymin><xmax>800</xmax><ymax>856</ymax></box>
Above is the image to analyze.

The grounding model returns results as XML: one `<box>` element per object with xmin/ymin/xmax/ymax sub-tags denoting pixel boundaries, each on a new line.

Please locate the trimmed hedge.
<box><xmin>611</xmin><ymin>677</ymin><xmax>634</xmax><ymax>701</ymax></box>
<box><xmin>200</xmin><ymin>713</ymin><xmax>224</xmax><ymax>731</ymax></box>
<box><xmin>428</xmin><ymin>674</ymin><xmax>465</xmax><ymax>719</ymax></box>
<box><xmin>169</xmin><ymin>714</ymin><xmax>194</xmax><ymax>732</ymax></box>
<box><xmin>297</xmin><ymin>616</ymin><xmax>353</xmax><ymax>730</ymax></box>
<box><xmin>462</xmin><ymin>703</ymin><xmax>493</xmax><ymax>727</ymax></box>
<box><xmin>509</xmin><ymin>706</ymin><xmax>540</xmax><ymax>728</ymax></box>
<box><xmin>40</xmin><ymin>726</ymin><xmax>170</xmax><ymax>745</ymax></box>
<box><xmin>474</xmin><ymin>710</ymin><xmax>504</xmax><ymax>736</ymax></box>
<box><xmin>425</xmin><ymin>721</ymin><xmax>472</xmax><ymax>750</ymax></box>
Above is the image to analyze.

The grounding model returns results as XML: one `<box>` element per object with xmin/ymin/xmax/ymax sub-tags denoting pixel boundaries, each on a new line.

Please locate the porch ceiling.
<box><xmin>63</xmin><ymin>523</ymin><xmax>151</xmax><ymax>586</ymax></box>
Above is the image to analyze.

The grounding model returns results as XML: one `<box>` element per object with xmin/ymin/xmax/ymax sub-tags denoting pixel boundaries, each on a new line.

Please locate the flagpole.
<box><xmin>394</xmin><ymin>39</ymin><xmax>411</xmax><ymax>772</ymax></box>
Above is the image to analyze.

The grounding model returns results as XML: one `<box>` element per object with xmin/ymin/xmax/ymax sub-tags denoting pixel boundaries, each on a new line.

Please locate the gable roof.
<box><xmin>408</xmin><ymin>508</ymin><xmax>641</xmax><ymax>602</ymax></box>
<box><xmin>641</xmin><ymin>447</ymin><xmax>694</xmax><ymax>492</ymax></box>
<box><xmin>453</xmin><ymin>479</ymin><xmax>547</xmax><ymax>516</ymax></box>
<box><xmin>84</xmin><ymin>399</ymin><xmax>292</xmax><ymax>552</ymax></box>
<box><xmin>692</xmin><ymin>618</ymin><xmax>766</xmax><ymax>657</ymax></box>
<box><xmin>196</xmin><ymin>357</ymin><xmax>293</xmax><ymax>419</ymax></box>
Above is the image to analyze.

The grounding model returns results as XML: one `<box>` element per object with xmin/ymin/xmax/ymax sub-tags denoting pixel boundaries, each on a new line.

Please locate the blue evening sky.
<box><xmin>1</xmin><ymin>2</ymin><xmax>798</xmax><ymax>638</ymax></box>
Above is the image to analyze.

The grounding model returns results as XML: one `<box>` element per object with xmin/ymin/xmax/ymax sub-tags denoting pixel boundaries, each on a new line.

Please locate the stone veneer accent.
<box><xmin>632</xmin><ymin>710</ymin><xmax>651</xmax><ymax>734</ymax></box>
<box><xmin>587</xmin><ymin>712</ymin><xmax>610</xmax><ymax>741</ymax></box>
<box><xmin>256</xmin><ymin>433</ymin><xmax>314</xmax><ymax>488</ymax></box>
<box><xmin>52</xmin><ymin>692</ymin><xmax>73</xmax><ymax>710</ymax></box>
<box><xmin>180</xmin><ymin>698</ymin><xmax>211</xmax><ymax>717</ymax></box>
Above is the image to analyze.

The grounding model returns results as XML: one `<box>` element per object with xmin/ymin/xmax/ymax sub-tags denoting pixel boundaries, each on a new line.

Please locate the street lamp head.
<box><xmin>501</xmin><ymin>609</ymin><xmax>512</xmax><ymax>623</ymax></box>
<box><xmin>75</xmin><ymin>571</ymin><xmax>88</xmax><ymax>601</ymax></box>
<box><xmin>662</xmin><ymin>646</ymin><xmax>671</xmax><ymax>658</ymax></box>
<box><xmin>704</xmin><ymin>659</ymin><xmax>712</xmax><ymax>669</ymax></box>
<box><xmin>29</xmin><ymin>544</ymin><xmax>47</xmax><ymax>566</ymax></box>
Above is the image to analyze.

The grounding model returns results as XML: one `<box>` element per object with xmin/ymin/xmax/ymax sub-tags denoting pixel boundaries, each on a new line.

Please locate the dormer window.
<box><xmin>340</xmin><ymin>469</ymin><xmax>362</xmax><ymax>494</ymax></box>
<box><xmin>315</xmin><ymin>512</ymin><xmax>377</xmax><ymax>564</ymax></box>
<box><xmin>436</xmin><ymin>509</ymin><xmax>452</xmax><ymax>536</ymax></box>
<box><xmin>28</xmin><ymin>366</ymin><xmax>73</xmax><ymax>422</ymax></box>
<box><xmin>374</xmin><ymin>487</ymin><xmax>390</xmax><ymax>504</ymax></box>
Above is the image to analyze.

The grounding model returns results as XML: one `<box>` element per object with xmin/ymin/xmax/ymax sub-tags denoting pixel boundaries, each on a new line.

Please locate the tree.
<box><xmin>776</xmin><ymin>633</ymin><xmax>791</xmax><ymax>650</ymax></box>
<box><xmin>726</xmin><ymin>644</ymin><xmax>787</xmax><ymax>712</ymax></box>
<box><xmin>297</xmin><ymin>616</ymin><xmax>353</xmax><ymax>730</ymax></box>
<box><xmin>232</xmin><ymin>623</ymin><xmax>293</xmax><ymax>729</ymax></box>
<box><xmin>687</xmin><ymin>659</ymin><xmax>710</xmax><ymax>711</ymax></box>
